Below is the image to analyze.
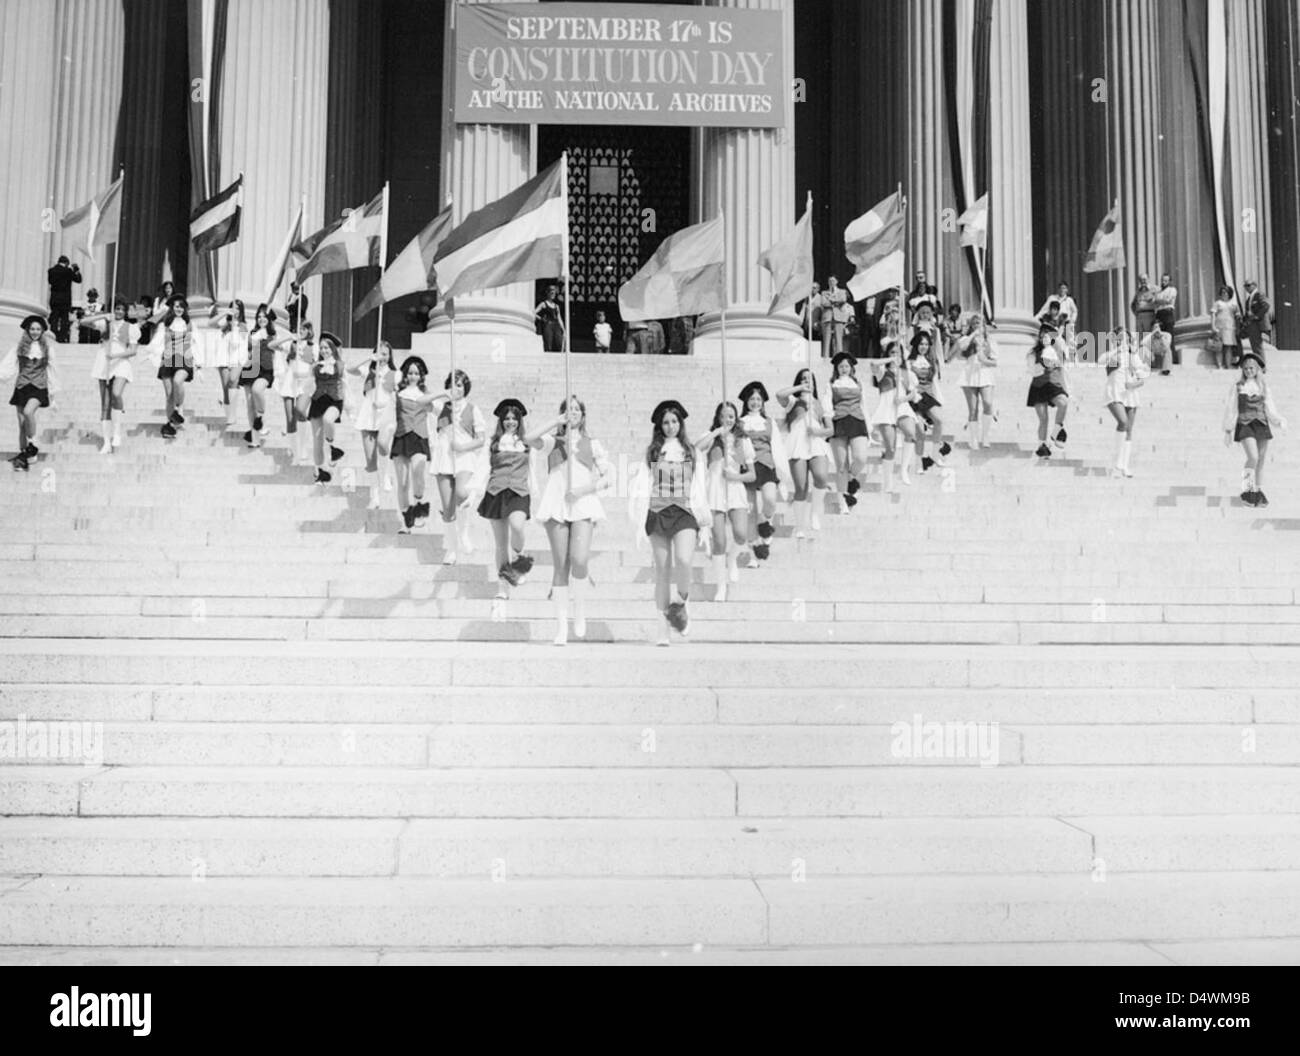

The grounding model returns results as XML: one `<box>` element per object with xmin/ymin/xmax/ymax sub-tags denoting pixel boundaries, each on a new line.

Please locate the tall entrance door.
<box><xmin>537</xmin><ymin>125</ymin><xmax>691</xmax><ymax>353</ymax></box>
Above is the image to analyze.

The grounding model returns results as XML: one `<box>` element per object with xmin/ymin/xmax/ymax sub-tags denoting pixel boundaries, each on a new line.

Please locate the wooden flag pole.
<box><xmin>719</xmin><ymin>209</ymin><xmax>728</xmax><ymax>408</ymax></box>
<box><xmin>375</xmin><ymin>181</ymin><xmax>391</xmax><ymax>347</ymax></box>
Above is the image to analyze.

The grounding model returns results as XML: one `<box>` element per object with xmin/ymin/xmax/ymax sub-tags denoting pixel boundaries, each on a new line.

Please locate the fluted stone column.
<box><xmin>694</xmin><ymin>0</ymin><xmax>799</xmax><ymax>343</ymax></box>
<box><xmin>988</xmin><ymin>0</ymin><xmax>1036</xmax><ymax>351</ymax></box>
<box><xmin>46</xmin><ymin>0</ymin><xmax>125</xmax><ymax>298</ymax></box>
<box><xmin>429</xmin><ymin>0</ymin><xmax>536</xmax><ymax>342</ymax></box>
<box><xmin>207</xmin><ymin>0</ymin><xmax>329</xmax><ymax>314</ymax></box>
<box><xmin>0</xmin><ymin>1</ymin><xmax>58</xmax><ymax>330</ymax></box>
<box><xmin>1226</xmin><ymin>0</ymin><xmax>1273</xmax><ymax>296</ymax></box>
<box><xmin>906</xmin><ymin>0</ymin><xmax>948</xmax><ymax>301</ymax></box>
<box><xmin>1104</xmin><ymin>0</ymin><xmax>1164</xmax><ymax>322</ymax></box>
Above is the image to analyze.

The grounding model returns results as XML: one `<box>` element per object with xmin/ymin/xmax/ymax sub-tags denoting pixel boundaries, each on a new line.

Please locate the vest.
<box><xmin>254</xmin><ymin>333</ymin><xmax>275</xmax><ymax>373</ymax></box>
<box><xmin>487</xmin><ymin>443</ymin><xmax>530</xmax><ymax>495</ymax></box>
<box><xmin>314</xmin><ymin>362</ymin><xmax>343</xmax><ymax>400</ymax></box>
<box><xmin>548</xmin><ymin>434</ymin><xmax>596</xmax><ymax>472</ymax></box>
<box><xmin>164</xmin><ymin>325</ymin><xmax>192</xmax><ymax>368</ymax></box>
<box><xmin>16</xmin><ymin>344</ymin><xmax>48</xmax><ymax>388</ymax></box>
<box><xmin>831</xmin><ymin>378</ymin><xmax>865</xmax><ymax>420</ymax></box>
<box><xmin>742</xmin><ymin>416</ymin><xmax>775</xmax><ymax>468</ymax></box>
<box><xmin>395</xmin><ymin>391</ymin><xmax>429</xmax><ymax>438</ymax></box>
<box><xmin>437</xmin><ymin>400</ymin><xmax>477</xmax><ymax>434</ymax></box>
<box><xmin>1238</xmin><ymin>386</ymin><xmax>1267</xmax><ymax>424</ymax></box>
<box><xmin>648</xmin><ymin>450</ymin><xmax>693</xmax><ymax>512</ymax></box>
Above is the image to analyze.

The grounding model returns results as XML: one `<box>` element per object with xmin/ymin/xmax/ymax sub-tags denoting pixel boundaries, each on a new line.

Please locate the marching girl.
<box><xmin>349</xmin><ymin>340</ymin><xmax>398</xmax><ymax>509</ymax></box>
<box><xmin>156</xmin><ymin>297</ymin><xmax>195</xmax><ymax>439</ymax></box>
<box><xmin>776</xmin><ymin>368</ymin><xmax>834</xmax><ymax>537</ymax></box>
<box><xmin>828</xmin><ymin>353</ymin><xmax>871</xmax><ymax>508</ymax></box>
<box><xmin>431</xmin><ymin>369</ymin><xmax>488</xmax><ymax>565</ymax></box>
<box><xmin>634</xmin><ymin>400</ymin><xmax>710</xmax><ymax>643</ymax></box>
<box><xmin>83</xmin><ymin>300</ymin><xmax>139</xmax><ymax>453</ymax></box>
<box><xmin>241</xmin><ymin>305</ymin><xmax>294</xmax><ymax>449</ymax></box>
<box><xmin>208</xmin><ymin>300</ymin><xmax>247</xmax><ymax>423</ymax></box>
<box><xmin>907</xmin><ymin>331</ymin><xmax>952</xmax><ymax>472</ymax></box>
<box><xmin>535</xmin><ymin>395</ymin><xmax>614</xmax><ymax>646</ymax></box>
<box><xmin>392</xmin><ymin>355</ymin><xmax>435</xmax><ymax>534</ymax></box>
<box><xmin>868</xmin><ymin>343</ymin><xmax>921</xmax><ymax>491</ymax></box>
<box><xmin>1102</xmin><ymin>326</ymin><xmax>1150</xmax><ymax>478</ymax></box>
<box><xmin>477</xmin><ymin>398</ymin><xmax>542</xmax><ymax>597</ymax></box>
<box><xmin>737</xmin><ymin>381</ymin><xmax>790</xmax><ymax>562</ymax></box>
<box><xmin>275</xmin><ymin>318</ymin><xmax>317</xmax><ymax>465</ymax></box>
<box><xmin>1027</xmin><ymin>322</ymin><xmax>1070</xmax><ymax>459</ymax></box>
<box><xmin>949</xmin><ymin>313</ymin><xmax>998</xmax><ymax>450</ymax></box>
<box><xmin>695</xmin><ymin>401</ymin><xmax>756</xmax><ymax>602</ymax></box>
<box><xmin>307</xmin><ymin>332</ymin><xmax>346</xmax><ymax>484</ymax></box>
<box><xmin>1223</xmin><ymin>351</ymin><xmax>1286</xmax><ymax>508</ymax></box>
<box><xmin>3</xmin><ymin>315</ymin><xmax>59</xmax><ymax>472</ymax></box>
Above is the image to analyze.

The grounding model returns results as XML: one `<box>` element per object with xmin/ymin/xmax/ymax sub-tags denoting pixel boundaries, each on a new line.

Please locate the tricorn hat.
<box><xmin>651</xmin><ymin>399</ymin><xmax>688</xmax><ymax>425</ymax></box>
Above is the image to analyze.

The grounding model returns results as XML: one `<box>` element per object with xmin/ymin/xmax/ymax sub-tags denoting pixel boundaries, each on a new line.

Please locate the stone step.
<box><xmin>8</xmin><ymin>683</ymin><xmax>1284</xmax><ymax>725</ymax></box>
<box><xmin>2</xmin><ymin>871</ymin><xmax>1297</xmax><ymax>947</ymax></box>
<box><xmin>4</xmin><ymin>764</ymin><xmax>1295</xmax><ymax>818</ymax></box>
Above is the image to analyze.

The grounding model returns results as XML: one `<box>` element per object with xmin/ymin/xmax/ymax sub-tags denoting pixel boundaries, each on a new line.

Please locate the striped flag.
<box><xmin>758</xmin><ymin>192</ymin><xmax>813</xmax><ymax>315</ymax></box>
<box><xmin>294</xmin><ymin>191</ymin><xmax>385</xmax><ymax>281</ymax></box>
<box><xmin>1082</xmin><ymin>200</ymin><xmax>1126</xmax><ymax>273</ymax></box>
<box><xmin>433</xmin><ymin>158</ymin><xmax>565</xmax><ymax>300</ymax></box>
<box><xmin>263</xmin><ymin>198</ymin><xmax>304</xmax><ymax>305</ymax></box>
<box><xmin>619</xmin><ymin>217</ymin><xmax>724</xmax><ymax>322</ymax></box>
<box><xmin>844</xmin><ymin>191</ymin><xmax>905</xmax><ymax>301</ymax></box>
<box><xmin>354</xmin><ymin>206</ymin><xmax>454</xmax><ymax>320</ymax></box>
<box><xmin>60</xmin><ymin>175</ymin><xmax>124</xmax><ymax>262</ymax></box>
<box><xmin>190</xmin><ymin>175</ymin><xmax>242</xmax><ymax>253</ymax></box>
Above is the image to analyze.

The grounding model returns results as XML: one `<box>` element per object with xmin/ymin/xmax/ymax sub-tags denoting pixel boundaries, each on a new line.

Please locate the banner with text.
<box><xmin>454</xmin><ymin>2</ymin><xmax>786</xmax><ymax>129</ymax></box>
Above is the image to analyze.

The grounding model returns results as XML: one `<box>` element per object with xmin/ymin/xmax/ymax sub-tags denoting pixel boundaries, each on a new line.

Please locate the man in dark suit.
<box><xmin>907</xmin><ymin>269</ymin><xmax>942</xmax><ymax>322</ymax></box>
<box><xmin>286</xmin><ymin>280</ymin><xmax>308</xmax><ymax>332</ymax></box>
<box><xmin>47</xmin><ymin>255</ymin><xmax>82</xmax><ymax>342</ymax></box>
<box><xmin>1240</xmin><ymin>279</ymin><xmax>1272</xmax><ymax>362</ymax></box>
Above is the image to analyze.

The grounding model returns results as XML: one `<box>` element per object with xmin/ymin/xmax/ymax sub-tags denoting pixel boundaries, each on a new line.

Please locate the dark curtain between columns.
<box><xmin>1026</xmin><ymin>0</ymin><xmax>1111</xmax><ymax>335</ymax></box>
<box><xmin>323</xmin><ymin>0</ymin><xmax>444</xmax><ymax>349</ymax></box>
<box><xmin>114</xmin><ymin>0</ymin><xmax>192</xmax><ymax>303</ymax></box>
<box><xmin>794</xmin><ymin>0</ymin><xmax>907</xmax><ymax>297</ymax></box>
<box><xmin>1265</xmin><ymin>0</ymin><xmax>1299</xmax><ymax>347</ymax></box>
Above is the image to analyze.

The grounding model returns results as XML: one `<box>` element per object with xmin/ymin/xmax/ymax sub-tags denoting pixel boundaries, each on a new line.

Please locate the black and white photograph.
<box><xmin>1</xmin><ymin>0</ymin><xmax>1299</xmax><ymax>1007</ymax></box>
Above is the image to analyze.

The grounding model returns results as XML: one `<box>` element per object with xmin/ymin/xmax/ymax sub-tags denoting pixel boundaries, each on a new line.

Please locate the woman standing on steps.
<box><xmin>275</xmin><ymin>319</ymin><xmax>317</xmax><ymax>466</ymax></box>
<box><xmin>241</xmin><ymin>305</ymin><xmax>294</xmax><ymax>449</ymax></box>
<box><xmin>737</xmin><ymin>381</ymin><xmax>789</xmax><ymax>562</ymax></box>
<box><xmin>1223</xmin><ymin>351</ymin><xmax>1286</xmax><ymax>508</ymax></box>
<box><xmin>208</xmin><ymin>300</ymin><xmax>247</xmax><ymax>424</ymax></box>
<box><xmin>307</xmin><ymin>332</ymin><xmax>346</xmax><ymax>485</ymax></box>
<box><xmin>828</xmin><ymin>352</ymin><xmax>871</xmax><ymax>508</ymax></box>
<box><xmin>84</xmin><ymin>299</ymin><xmax>139</xmax><ymax>453</ymax></box>
<box><xmin>478</xmin><ymin>398</ymin><xmax>542</xmax><ymax>599</ymax></box>
<box><xmin>392</xmin><ymin>355</ymin><xmax>435</xmax><ymax>534</ymax></box>
<box><xmin>776</xmin><ymin>368</ymin><xmax>834</xmax><ymax>537</ymax></box>
<box><xmin>535</xmin><ymin>395</ymin><xmax>613</xmax><ymax>646</ymax></box>
<box><xmin>156</xmin><ymin>297</ymin><xmax>195</xmax><ymax>440</ymax></box>
<box><xmin>3</xmin><ymin>315</ymin><xmax>59</xmax><ymax>472</ymax></box>
<box><xmin>1102</xmin><ymin>326</ymin><xmax>1149</xmax><ymax>478</ymax></box>
<box><xmin>696</xmin><ymin>400</ymin><xmax>756</xmax><ymax>602</ymax></box>
<box><xmin>1026</xmin><ymin>322</ymin><xmax>1070</xmax><ymax>459</ymax></box>
<box><xmin>430</xmin><ymin>369</ymin><xmax>487</xmax><ymax>566</ymax></box>
<box><xmin>868</xmin><ymin>345</ymin><xmax>920</xmax><ymax>492</ymax></box>
<box><xmin>950</xmin><ymin>313</ymin><xmax>998</xmax><ymax>451</ymax></box>
<box><xmin>907</xmin><ymin>332</ymin><xmax>952</xmax><ymax>474</ymax></box>
<box><xmin>349</xmin><ymin>340</ymin><xmax>397</xmax><ymax>509</ymax></box>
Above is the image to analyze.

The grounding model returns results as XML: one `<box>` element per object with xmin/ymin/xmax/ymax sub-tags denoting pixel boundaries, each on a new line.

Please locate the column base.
<box><xmin>0</xmin><ymin>292</ymin><xmax>52</xmax><ymax>332</ymax></box>
<box><xmin>695</xmin><ymin>304</ymin><xmax>803</xmax><ymax>342</ymax></box>
<box><xmin>1173</xmin><ymin>318</ymin><xmax>1217</xmax><ymax>367</ymax></box>
<box><xmin>989</xmin><ymin>309</ymin><xmax>1039</xmax><ymax>358</ymax></box>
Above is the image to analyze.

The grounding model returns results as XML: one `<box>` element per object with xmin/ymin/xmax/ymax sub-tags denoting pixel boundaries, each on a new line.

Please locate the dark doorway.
<box><xmin>537</xmin><ymin>125</ymin><xmax>691</xmax><ymax>353</ymax></box>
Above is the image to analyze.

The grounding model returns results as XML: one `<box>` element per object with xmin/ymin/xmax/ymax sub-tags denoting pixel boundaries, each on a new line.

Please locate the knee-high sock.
<box><xmin>570</xmin><ymin>578</ymin><xmax>587</xmax><ymax>637</ymax></box>
<box><xmin>712</xmin><ymin>553</ymin><xmax>727</xmax><ymax>601</ymax></box>
<box><xmin>1120</xmin><ymin>439</ymin><xmax>1132</xmax><ymax>473</ymax></box>
<box><xmin>552</xmin><ymin>586</ymin><xmax>569</xmax><ymax>644</ymax></box>
<box><xmin>978</xmin><ymin>414</ymin><xmax>992</xmax><ymax>446</ymax></box>
<box><xmin>1112</xmin><ymin>430</ymin><xmax>1126</xmax><ymax>470</ymax></box>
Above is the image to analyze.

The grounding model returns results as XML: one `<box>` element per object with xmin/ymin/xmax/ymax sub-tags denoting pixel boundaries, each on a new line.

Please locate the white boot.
<box><xmin>810</xmin><ymin>487</ymin><xmax>824</xmax><ymax>531</ymax></box>
<box><xmin>882</xmin><ymin>456</ymin><xmax>896</xmax><ymax>494</ymax></box>
<box><xmin>967</xmin><ymin>419</ymin><xmax>980</xmax><ymax>451</ymax></box>
<box><xmin>793</xmin><ymin>500</ymin><xmax>809</xmax><ymax>539</ymax></box>
<box><xmin>459</xmin><ymin>507</ymin><xmax>476</xmax><ymax>554</ymax></box>
<box><xmin>111</xmin><ymin>410</ymin><xmax>123</xmax><ymax>448</ymax></box>
<box><xmin>99</xmin><ymin>419</ymin><xmax>112</xmax><ymax>454</ymax></box>
<box><xmin>442</xmin><ymin>517</ymin><xmax>458</xmax><ymax>564</ymax></box>
<box><xmin>656</xmin><ymin>607</ymin><xmax>672</xmax><ymax>646</ymax></box>
<box><xmin>726</xmin><ymin>544</ymin><xmax>739</xmax><ymax>583</ymax></box>
<box><xmin>571</xmin><ymin>577</ymin><xmax>587</xmax><ymax>639</ymax></box>
<box><xmin>552</xmin><ymin>586</ymin><xmax>569</xmax><ymax>645</ymax></box>
<box><xmin>713</xmin><ymin>554</ymin><xmax>728</xmax><ymax>602</ymax></box>
<box><xmin>1110</xmin><ymin>432</ymin><xmax>1126</xmax><ymax>478</ymax></box>
<box><xmin>979</xmin><ymin>414</ymin><xmax>993</xmax><ymax>448</ymax></box>
<box><xmin>1120</xmin><ymin>439</ymin><xmax>1133</xmax><ymax>477</ymax></box>
<box><xmin>899</xmin><ymin>444</ymin><xmax>915</xmax><ymax>486</ymax></box>
<box><xmin>367</xmin><ymin>469</ymin><xmax>382</xmax><ymax>509</ymax></box>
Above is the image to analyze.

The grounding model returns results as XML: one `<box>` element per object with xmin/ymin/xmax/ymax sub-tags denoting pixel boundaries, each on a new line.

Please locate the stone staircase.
<box><xmin>1</xmin><ymin>343</ymin><xmax>1299</xmax><ymax>965</ymax></box>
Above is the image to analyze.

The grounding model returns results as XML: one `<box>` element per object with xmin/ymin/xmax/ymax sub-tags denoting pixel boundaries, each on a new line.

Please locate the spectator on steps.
<box><xmin>1130</xmin><ymin>274</ymin><xmax>1156</xmax><ymax>334</ymax></box>
<box><xmin>1153</xmin><ymin>273</ymin><xmax>1179</xmax><ymax>370</ymax></box>
<box><xmin>1224</xmin><ymin>351</ymin><xmax>1285</xmax><ymax>508</ymax></box>
<box><xmin>46</xmin><ymin>256</ymin><xmax>81</xmax><ymax>342</ymax></box>
<box><xmin>1240</xmin><ymin>279</ymin><xmax>1273</xmax><ymax>363</ymax></box>
<box><xmin>1210</xmin><ymin>285</ymin><xmax>1241</xmax><ymax>370</ymax></box>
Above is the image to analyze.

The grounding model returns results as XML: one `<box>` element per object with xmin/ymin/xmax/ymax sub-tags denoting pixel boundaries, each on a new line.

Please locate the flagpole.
<box><xmin>109</xmin><ymin>166</ymin><xmax>123</xmax><ymax>312</ymax></box>
<box><xmin>375</xmin><ymin>181</ymin><xmax>391</xmax><ymax>347</ymax></box>
<box><xmin>897</xmin><ymin>182</ymin><xmax>905</xmax><ymax>356</ymax></box>
<box><xmin>719</xmin><ymin>209</ymin><xmax>728</xmax><ymax>408</ymax></box>
<box><xmin>561</xmin><ymin>151</ymin><xmax>573</xmax><ymax>499</ymax></box>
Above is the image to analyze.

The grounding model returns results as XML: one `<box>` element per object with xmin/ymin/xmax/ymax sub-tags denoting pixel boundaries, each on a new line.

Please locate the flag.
<box><xmin>758</xmin><ymin>192</ymin><xmax>813</xmax><ymax>315</ymax></box>
<box><xmin>190</xmin><ymin>175</ymin><xmax>243</xmax><ymax>253</ymax></box>
<box><xmin>844</xmin><ymin>191</ymin><xmax>905</xmax><ymax>301</ymax></box>
<box><xmin>957</xmin><ymin>192</ymin><xmax>988</xmax><ymax>249</ymax></box>
<box><xmin>294</xmin><ymin>191</ymin><xmax>385</xmax><ymax>281</ymax></box>
<box><xmin>263</xmin><ymin>198</ymin><xmax>304</xmax><ymax>304</ymax></box>
<box><xmin>354</xmin><ymin>206</ymin><xmax>453</xmax><ymax>320</ymax></box>
<box><xmin>1082</xmin><ymin>200</ymin><xmax>1125</xmax><ymax>273</ymax></box>
<box><xmin>619</xmin><ymin>217</ymin><xmax>724</xmax><ymax>322</ymax></box>
<box><xmin>433</xmin><ymin>158</ymin><xmax>565</xmax><ymax>300</ymax></box>
<box><xmin>60</xmin><ymin>175</ymin><xmax>124</xmax><ymax>262</ymax></box>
